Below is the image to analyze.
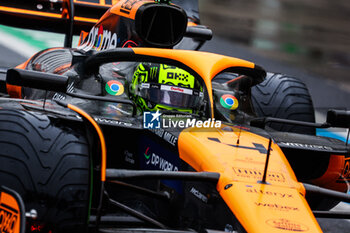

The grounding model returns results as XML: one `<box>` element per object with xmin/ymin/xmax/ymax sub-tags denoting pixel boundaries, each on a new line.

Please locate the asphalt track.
<box><xmin>0</xmin><ymin>35</ymin><xmax>350</xmax><ymax>232</ymax></box>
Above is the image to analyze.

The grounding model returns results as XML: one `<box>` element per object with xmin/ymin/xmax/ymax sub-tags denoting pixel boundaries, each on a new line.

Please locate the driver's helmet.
<box><xmin>129</xmin><ymin>63</ymin><xmax>204</xmax><ymax>113</ymax></box>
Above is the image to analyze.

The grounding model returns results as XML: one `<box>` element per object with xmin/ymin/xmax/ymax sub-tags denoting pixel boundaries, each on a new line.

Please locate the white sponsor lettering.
<box><xmin>141</xmin><ymin>83</ymin><xmax>150</xmax><ymax>88</ymax></box>
<box><xmin>190</xmin><ymin>187</ymin><xmax>208</xmax><ymax>203</ymax></box>
<box><xmin>280</xmin><ymin>142</ymin><xmax>332</xmax><ymax>151</ymax></box>
<box><xmin>161</xmin><ymin>85</ymin><xmax>193</xmax><ymax>95</ymax></box>
<box><xmin>94</xmin><ymin>117</ymin><xmax>133</xmax><ymax>127</ymax></box>
<box><xmin>149</xmin><ymin>153</ymin><xmax>178</xmax><ymax>171</ymax></box>
<box><xmin>163</xmin><ymin>131</ymin><xmax>177</xmax><ymax>146</ymax></box>
<box><xmin>149</xmin><ymin>129</ymin><xmax>178</xmax><ymax>146</ymax></box>
<box><xmin>78</xmin><ymin>26</ymin><xmax>118</xmax><ymax>51</ymax></box>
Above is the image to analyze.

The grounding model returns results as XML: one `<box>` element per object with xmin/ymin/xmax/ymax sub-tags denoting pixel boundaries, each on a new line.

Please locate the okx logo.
<box><xmin>143</xmin><ymin>110</ymin><xmax>161</xmax><ymax>129</ymax></box>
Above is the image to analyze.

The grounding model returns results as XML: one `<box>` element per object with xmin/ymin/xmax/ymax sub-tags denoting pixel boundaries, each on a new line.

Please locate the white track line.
<box><xmin>0</xmin><ymin>30</ymin><xmax>40</xmax><ymax>58</ymax></box>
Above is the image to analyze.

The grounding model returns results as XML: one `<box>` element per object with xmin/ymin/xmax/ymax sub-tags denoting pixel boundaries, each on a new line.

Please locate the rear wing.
<box><xmin>0</xmin><ymin>0</ymin><xmax>108</xmax><ymax>35</ymax></box>
<box><xmin>0</xmin><ymin>0</ymin><xmax>200</xmax><ymax>35</ymax></box>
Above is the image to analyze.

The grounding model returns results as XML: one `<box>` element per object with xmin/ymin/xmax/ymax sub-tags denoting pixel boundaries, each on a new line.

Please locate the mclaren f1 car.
<box><xmin>0</xmin><ymin>1</ymin><xmax>350</xmax><ymax>233</ymax></box>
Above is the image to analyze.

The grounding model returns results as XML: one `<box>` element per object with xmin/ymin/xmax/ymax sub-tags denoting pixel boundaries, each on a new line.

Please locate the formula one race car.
<box><xmin>0</xmin><ymin>1</ymin><xmax>350</xmax><ymax>233</ymax></box>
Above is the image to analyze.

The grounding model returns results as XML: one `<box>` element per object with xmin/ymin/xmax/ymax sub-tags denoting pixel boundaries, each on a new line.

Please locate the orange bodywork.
<box><xmin>310</xmin><ymin>155</ymin><xmax>348</xmax><ymax>192</ymax></box>
<box><xmin>67</xmin><ymin>104</ymin><xmax>107</xmax><ymax>182</ymax></box>
<box><xmin>75</xmin><ymin>0</ymin><xmax>111</xmax><ymax>6</ymax></box>
<box><xmin>0</xmin><ymin>5</ymin><xmax>98</xmax><ymax>24</ymax></box>
<box><xmin>178</xmin><ymin>126</ymin><xmax>322</xmax><ymax>233</ymax></box>
<box><xmin>110</xmin><ymin>0</ymin><xmax>153</xmax><ymax>20</ymax></box>
<box><xmin>0</xmin><ymin>191</ymin><xmax>22</xmax><ymax>233</ymax></box>
<box><xmin>0</xmin><ymin>0</ymin><xmax>187</xmax><ymax>24</ymax></box>
<box><xmin>78</xmin><ymin>31</ymin><xmax>89</xmax><ymax>46</ymax></box>
<box><xmin>129</xmin><ymin>49</ymin><xmax>323</xmax><ymax>232</ymax></box>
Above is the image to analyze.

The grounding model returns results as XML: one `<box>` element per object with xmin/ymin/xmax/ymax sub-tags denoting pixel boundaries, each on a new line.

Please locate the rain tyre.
<box><xmin>251</xmin><ymin>73</ymin><xmax>315</xmax><ymax>135</ymax></box>
<box><xmin>0</xmin><ymin>109</ymin><xmax>90</xmax><ymax>232</ymax></box>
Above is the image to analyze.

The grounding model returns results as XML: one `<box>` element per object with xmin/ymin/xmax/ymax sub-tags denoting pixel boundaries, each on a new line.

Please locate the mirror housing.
<box><xmin>326</xmin><ymin>109</ymin><xmax>350</xmax><ymax>128</ymax></box>
<box><xmin>6</xmin><ymin>69</ymin><xmax>69</xmax><ymax>93</ymax></box>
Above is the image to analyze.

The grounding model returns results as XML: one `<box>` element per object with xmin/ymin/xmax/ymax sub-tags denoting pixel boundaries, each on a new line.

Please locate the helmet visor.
<box><xmin>138</xmin><ymin>83</ymin><xmax>204</xmax><ymax>109</ymax></box>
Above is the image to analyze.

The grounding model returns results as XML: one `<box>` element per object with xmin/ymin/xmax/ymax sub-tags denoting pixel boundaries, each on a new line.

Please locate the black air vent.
<box><xmin>136</xmin><ymin>4</ymin><xmax>187</xmax><ymax>48</ymax></box>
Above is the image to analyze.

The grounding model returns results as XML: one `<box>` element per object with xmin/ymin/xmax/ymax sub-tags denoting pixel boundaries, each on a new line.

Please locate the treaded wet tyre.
<box><xmin>0</xmin><ymin>109</ymin><xmax>90</xmax><ymax>232</ymax></box>
<box><xmin>251</xmin><ymin>73</ymin><xmax>315</xmax><ymax>135</ymax></box>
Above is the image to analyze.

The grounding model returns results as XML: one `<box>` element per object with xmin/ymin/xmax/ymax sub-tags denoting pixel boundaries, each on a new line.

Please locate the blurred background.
<box><xmin>199</xmin><ymin>0</ymin><xmax>350</xmax><ymax>91</ymax></box>
<box><xmin>0</xmin><ymin>0</ymin><xmax>349</xmax><ymax>110</ymax></box>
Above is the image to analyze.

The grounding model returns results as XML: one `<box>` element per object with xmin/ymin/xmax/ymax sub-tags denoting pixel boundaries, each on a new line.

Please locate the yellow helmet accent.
<box><xmin>158</xmin><ymin>64</ymin><xmax>195</xmax><ymax>88</ymax></box>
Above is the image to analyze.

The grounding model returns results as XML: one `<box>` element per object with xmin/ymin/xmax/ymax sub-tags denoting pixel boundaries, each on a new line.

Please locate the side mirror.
<box><xmin>6</xmin><ymin>68</ymin><xmax>69</xmax><ymax>92</ymax></box>
<box><xmin>326</xmin><ymin>109</ymin><xmax>350</xmax><ymax>128</ymax></box>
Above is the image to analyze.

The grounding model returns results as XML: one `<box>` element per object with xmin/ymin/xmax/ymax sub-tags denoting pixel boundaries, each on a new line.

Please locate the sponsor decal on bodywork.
<box><xmin>279</xmin><ymin>142</ymin><xmax>333</xmax><ymax>151</ymax></box>
<box><xmin>78</xmin><ymin>25</ymin><xmax>118</xmax><ymax>51</ymax></box>
<box><xmin>143</xmin><ymin>148</ymin><xmax>179</xmax><ymax>171</ymax></box>
<box><xmin>150</xmin><ymin>128</ymin><xmax>178</xmax><ymax>147</ymax></box>
<box><xmin>255</xmin><ymin>202</ymin><xmax>299</xmax><ymax>212</ymax></box>
<box><xmin>94</xmin><ymin>117</ymin><xmax>133</xmax><ymax>127</ymax></box>
<box><xmin>119</xmin><ymin>0</ymin><xmax>144</xmax><ymax>15</ymax></box>
<box><xmin>245</xmin><ymin>187</ymin><xmax>293</xmax><ymax>198</ymax></box>
<box><xmin>144</xmin><ymin>147</ymin><xmax>151</xmax><ymax>164</ymax></box>
<box><xmin>266</xmin><ymin>218</ymin><xmax>309</xmax><ymax>231</ymax></box>
<box><xmin>105</xmin><ymin>80</ymin><xmax>124</xmax><ymax>96</ymax></box>
<box><xmin>0</xmin><ymin>188</ymin><xmax>24</xmax><ymax>233</ymax></box>
<box><xmin>232</xmin><ymin>167</ymin><xmax>286</xmax><ymax>183</ymax></box>
<box><xmin>139</xmin><ymin>136</ymin><xmax>181</xmax><ymax>192</ymax></box>
<box><xmin>220</xmin><ymin>94</ymin><xmax>239</xmax><ymax>110</ymax></box>
<box><xmin>52</xmin><ymin>82</ymin><xmax>75</xmax><ymax>101</ymax></box>
<box><xmin>0</xmin><ymin>203</ymin><xmax>18</xmax><ymax>233</ymax></box>
<box><xmin>124</xmin><ymin>150</ymin><xmax>135</xmax><ymax>165</ymax></box>
<box><xmin>110</xmin><ymin>0</ymin><xmax>148</xmax><ymax>19</ymax></box>
<box><xmin>189</xmin><ymin>187</ymin><xmax>208</xmax><ymax>203</ymax></box>
<box><xmin>140</xmin><ymin>136</ymin><xmax>179</xmax><ymax>172</ymax></box>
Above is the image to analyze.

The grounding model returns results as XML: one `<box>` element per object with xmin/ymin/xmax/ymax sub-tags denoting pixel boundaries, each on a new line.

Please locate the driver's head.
<box><xmin>129</xmin><ymin>63</ymin><xmax>204</xmax><ymax>113</ymax></box>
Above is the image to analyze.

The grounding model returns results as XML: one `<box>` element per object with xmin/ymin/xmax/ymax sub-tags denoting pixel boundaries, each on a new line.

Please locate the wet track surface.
<box><xmin>0</xmin><ymin>44</ymin><xmax>27</xmax><ymax>68</ymax></box>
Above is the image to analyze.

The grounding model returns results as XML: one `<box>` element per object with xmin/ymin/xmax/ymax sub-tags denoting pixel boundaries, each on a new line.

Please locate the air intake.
<box><xmin>135</xmin><ymin>4</ymin><xmax>187</xmax><ymax>48</ymax></box>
